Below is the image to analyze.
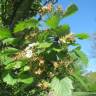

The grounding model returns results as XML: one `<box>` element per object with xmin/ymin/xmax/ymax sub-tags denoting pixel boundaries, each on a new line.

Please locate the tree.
<box><xmin>0</xmin><ymin>0</ymin><xmax>92</xmax><ymax>96</ymax></box>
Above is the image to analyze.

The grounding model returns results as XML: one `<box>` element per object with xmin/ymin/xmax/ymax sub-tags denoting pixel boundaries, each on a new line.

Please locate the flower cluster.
<box><xmin>39</xmin><ymin>3</ymin><xmax>52</xmax><ymax>15</ymax></box>
<box><xmin>57</xmin><ymin>5</ymin><xmax>63</xmax><ymax>13</ymax></box>
<box><xmin>59</xmin><ymin>33</ymin><xmax>75</xmax><ymax>44</ymax></box>
<box><xmin>24</xmin><ymin>42</ymin><xmax>39</xmax><ymax>58</ymax></box>
<box><xmin>37</xmin><ymin>80</ymin><xmax>49</xmax><ymax>90</ymax></box>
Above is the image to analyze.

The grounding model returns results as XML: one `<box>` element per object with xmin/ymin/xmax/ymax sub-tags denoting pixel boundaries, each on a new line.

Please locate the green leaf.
<box><xmin>23</xmin><ymin>66</ymin><xmax>30</xmax><ymax>71</ymax></box>
<box><xmin>38</xmin><ymin>42</ymin><xmax>52</xmax><ymax>49</ymax></box>
<box><xmin>0</xmin><ymin>54</ymin><xmax>14</xmax><ymax>65</ymax></box>
<box><xmin>14</xmin><ymin>18</ymin><xmax>38</xmax><ymax>33</ymax></box>
<box><xmin>3</xmin><ymin>73</ymin><xmax>17</xmax><ymax>85</ymax></box>
<box><xmin>0</xmin><ymin>27</ymin><xmax>11</xmax><ymax>40</ymax></box>
<box><xmin>46</xmin><ymin>15</ymin><xmax>60</xmax><ymax>29</ymax></box>
<box><xmin>37</xmin><ymin>24</ymin><xmax>70</xmax><ymax>42</ymax></box>
<box><xmin>18</xmin><ymin>77</ymin><xmax>33</xmax><ymax>84</ymax></box>
<box><xmin>51</xmin><ymin>77</ymin><xmax>60</xmax><ymax>95</ymax></box>
<box><xmin>52</xmin><ymin>48</ymin><xmax>63</xmax><ymax>53</ymax></box>
<box><xmin>54</xmin><ymin>24</ymin><xmax>70</xmax><ymax>36</ymax></box>
<box><xmin>5</xmin><ymin>61</ymin><xmax>23</xmax><ymax>70</ymax></box>
<box><xmin>50</xmin><ymin>77</ymin><xmax>73</xmax><ymax>96</ymax></box>
<box><xmin>37</xmin><ymin>31</ymin><xmax>50</xmax><ymax>42</ymax></box>
<box><xmin>2</xmin><ymin>47</ymin><xmax>18</xmax><ymax>55</ymax></box>
<box><xmin>75</xmin><ymin>33</ymin><xmax>89</xmax><ymax>39</ymax></box>
<box><xmin>74</xmin><ymin>49</ymin><xmax>88</xmax><ymax>65</ymax></box>
<box><xmin>3</xmin><ymin>73</ymin><xmax>33</xmax><ymax>85</ymax></box>
<box><xmin>3</xmin><ymin>38</ymin><xmax>18</xmax><ymax>45</ymax></box>
<box><xmin>63</xmin><ymin>4</ymin><xmax>78</xmax><ymax>17</ymax></box>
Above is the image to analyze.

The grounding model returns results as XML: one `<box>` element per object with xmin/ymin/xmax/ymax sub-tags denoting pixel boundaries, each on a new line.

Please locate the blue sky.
<box><xmin>57</xmin><ymin>0</ymin><xmax>96</xmax><ymax>72</ymax></box>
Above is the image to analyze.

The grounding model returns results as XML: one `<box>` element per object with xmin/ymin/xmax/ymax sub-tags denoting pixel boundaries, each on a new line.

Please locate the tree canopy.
<box><xmin>0</xmin><ymin>0</ymin><xmax>95</xmax><ymax>96</ymax></box>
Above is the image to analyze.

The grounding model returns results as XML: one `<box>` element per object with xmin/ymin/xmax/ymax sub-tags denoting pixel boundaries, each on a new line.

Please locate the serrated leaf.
<box><xmin>0</xmin><ymin>27</ymin><xmax>11</xmax><ymax>40</ymax></box>
<box><xmin>75</xmin><ymin>33</ymin><xmax>89</xmax><ymax>39</ymax></box>
<box><xmin>46</xmin><ymin>15</ymin><xmax>60</xmax><ymax>29</ymax></box>
<box><xmin>51</xmin><ymin>77</ymin><xmax>60</xmax><ymax>95</ymax></box>
<box><xmin>14</xmin><ymin>18</ymin><xmax>38</xmax><ymax>33</ymax></box>
<box><xmin>50</xmin><ymin>77</ymin><xmax>73</xmax><ymax>96</ymax></box>
<box><xmin>3</xmin><ymin>73</ymin><xmax>17</xmax><ymax>85</ymax></box>
<box><xmin>60</xmin><ymin>77</ymin><xmax>73</xmax><ymax>96</ymax></box>
<box><xmin>63</xmin><ymin>4</ymin><xmax>78</xmax><ymax>17</ymax></box>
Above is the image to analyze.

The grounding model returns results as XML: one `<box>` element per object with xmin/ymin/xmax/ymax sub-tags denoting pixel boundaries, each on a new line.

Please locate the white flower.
<box><xmin>59</xmin><ymin>38</ymin><xmax>66</xmax><ymax>43</ymax></box>
<box><xmin>25</xmin><ymin>49</ymin><xmax>33</xmax><ymax>58</ymax></box>
<box><xmin>28</xmin><ymin>42</ymin><xmax>39</xmax><ymax>48</ymax></box>
<box><xmin>25</xmin><ymin>42</ymin><xmax>39</xmax><ymax>51</ymax></box>
<box><xmin>24</xmin><ymin>42</ymin><xmax>39</xmax><ymax>58</ymax></box>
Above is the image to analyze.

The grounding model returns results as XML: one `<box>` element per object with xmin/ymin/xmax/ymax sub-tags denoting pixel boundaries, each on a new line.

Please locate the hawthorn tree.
<box><xmin>0</xmin><ymin>0</ymin><xmax>91</xmax><ymax>96</ymax></box>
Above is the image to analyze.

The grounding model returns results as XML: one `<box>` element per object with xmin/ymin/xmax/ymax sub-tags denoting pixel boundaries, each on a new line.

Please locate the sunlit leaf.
<box><xmin>38</xmin><ymin>42</ymin><xmax>52</xmax><ymax>49</ymax></box>
<box><xmin>3</xmin><ymin>73</ymin><xmax>17</xmax><ymax>85</ymax></box>
<box><xmin>18</xmin><ymin>77</ymin><xmax>33</xmax><ymax>84</ymax></box>
<box><xmin>3</xmin><ymin>73</ymin><xmax>33</xmax><ymax>85</ymax></box>
<box><xmin>46</xmin><ymin>15</ymin><xmax>60</xmax><ymax>29</ymax></box>
<box><xmin>0</xmin><ymin>27</ymin><xmax>11</xmax><ymax>40</ymax></box>
<box><xmin>23</xmin><ymin>66</ymin><xmax>30</xmax><ymax>71</ymax></box>
<box><xmin>50</xmin><ymin>77</ymin><xmax>73</xmax><ymax>96</ymax></box>
<box><xmin>75</xmin><ymin>33</ymin><xmax>89</xmax><ymax>39</ymax></box>
<box><xmin>52</xmin><ymin>48</ymin><xmax>63</xmax><ymax>52</ymax></box>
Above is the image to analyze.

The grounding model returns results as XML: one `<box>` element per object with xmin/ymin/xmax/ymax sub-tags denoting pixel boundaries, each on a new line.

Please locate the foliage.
<box><xmin>63</xmin><ymin>4</ymin><xmax>78</xmax><ymax>17</ymax></box>
<box><xmin>75</xmin><ymin>33</ymin><xmax>89</xmax><ymax>40</ymax></box>
<box><xmin>0</xmin><ymin>26</ymin><xmax>12</xmax><ymax>40</ymax></box>
<box><xmin>46</xmin><ymin>15</ymin><xmax>60</xmax><ymax>29</ymax></box>
<box><xmin>0</xmin><ymin>0</ymin><xmax>94</xmax><ymax>96</ymax></box>
<box><xmin>14</xmin><ymin>18</ymin><xmax>38</xmax><ymax>33</ymax></box>
<box><xmin>74</xmin><ymin>48</ymin><xmax>88</xmax><ymax>65</ymax></box>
